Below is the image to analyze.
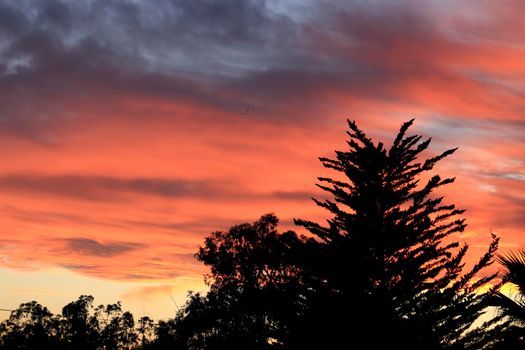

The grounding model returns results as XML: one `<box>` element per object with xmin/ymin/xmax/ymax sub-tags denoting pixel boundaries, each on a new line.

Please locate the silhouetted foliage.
<box><xmin>60</xmin><ymin>295</ymin><xmax>100</xmax><ymax>350</ymax></box>
<box><xmin>0</xmin><ymin>120</ymin><xmax>511</xmax><ymax>350</ymax></box>
<box><xmin>170</xmin><ymin>214</ymin><xmax>310</xmax><ymax>349</ymax></box>
<box><xmin>487</xmin><ymin>248</ymin><xmax>525</xmax><ymax>348</ymax></box>
<box><xmin>0</xmin><ymin>296</ymin><xmax>141</xmax><ymax>350</ymax></box>
<box><xmin>294</xmin><ymin>119</ymin><xmax>500</xmax><ymax>349</ymax></box>
<box><xmin>0</xmin><ymin>301</ymin><xmax>59</xmax><ymax>350</ymax></box>
<box><xmin>137</xmin><ymin>316</ymin><xmax>156</xmax><ymax>349</ymax></box>
<box><xmin>148</xmin><ymin>319</ymin><xmax>180</xmax><ymax>349</ymax></box>
<box><xmin>162</xmin><ymin>119</ymin><xmax>502</xmax><ymax>349</ymax></box>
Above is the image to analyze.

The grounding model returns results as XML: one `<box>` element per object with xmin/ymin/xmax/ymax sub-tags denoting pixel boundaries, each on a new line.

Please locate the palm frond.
<box><xmin>498</xmin><ymin>248</ymin><xmax>525</xmax><ymax>295</ymax></box>
<box><xmin>489</xmin><ymin>291</ymin><xmax>525</xmax><ymax>325</ymax></box>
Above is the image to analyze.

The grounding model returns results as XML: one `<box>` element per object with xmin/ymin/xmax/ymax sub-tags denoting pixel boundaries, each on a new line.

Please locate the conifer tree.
<box><xmin>294</xmin><ymin>119</ymin><xmax>500</xmax><ymax>349</ymax></box>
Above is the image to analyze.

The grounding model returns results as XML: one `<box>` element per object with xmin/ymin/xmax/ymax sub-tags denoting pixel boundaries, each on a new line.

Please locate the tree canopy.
<box><xmin>0</xmin><ymin>296</ymin><xmax>139</xmax><ymax>350</ymax></box>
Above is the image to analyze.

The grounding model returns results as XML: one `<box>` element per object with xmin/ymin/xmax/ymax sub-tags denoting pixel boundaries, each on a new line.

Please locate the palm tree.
<box><xmin>490</xmin><ymin>248</ymin><xmax>525</xmax><ymax>348</ymax></box>
<box><xmin>493</xmin><ymin>249</ymin><xmax>525</xmax><ymax>323</ymax></box>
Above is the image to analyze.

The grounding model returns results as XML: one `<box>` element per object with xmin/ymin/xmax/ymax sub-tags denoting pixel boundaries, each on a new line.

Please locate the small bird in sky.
<box><xmin>241</xmin><ymin>106</ymin><xmax>256</xmax><ymax>115</ymax></box>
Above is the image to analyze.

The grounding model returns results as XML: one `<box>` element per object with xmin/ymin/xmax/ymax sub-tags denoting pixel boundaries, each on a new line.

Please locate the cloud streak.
<box><xmin>0</xmin><ymin>174</ymin><xmax>316</xmax><ymax>202</ymax></box>
<box><xmin>61</xmin><ymin>238</ymin><xmax>144</xmax><ymax>257</ymax></box>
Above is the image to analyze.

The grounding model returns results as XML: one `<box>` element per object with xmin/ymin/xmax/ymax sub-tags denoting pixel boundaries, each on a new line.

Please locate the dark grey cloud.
<box><xmin>270</xmin><ymin>190</ymin><xmax>313</xmax><ymax>200</ymax></box>
<box><xmin>419</xmin><ymin>116</ymin><xmax>525</xmax><ymax>143</ymax></box>
<box><xmin>0</xmin><ymin>174</ymin><xmax>317</xmax><ymax>202</ymax></box>
<box><xmin>481</xmin><ymin>172</ymin><xmax>525</xmax><ymax>182</ymax></box>
<box><xmin>60</xmin><ymin>262</ymin><xmax>180</xmax><ymax>280</ymax></box>
<box><xmin>0</xmin><ymin>204</ymin><xmax>248</xmax><ymax>237</ymax></box>
<box><xmin>491</xmin><ymin>193</ymin><xmax>525</xmax><ymax>238</ymax></box>
<box><xmin>0</xmin><ymin>2</ymin><xmax>28</xmax><ymax>36</ymax></box>
<box><xmin>0</xmin><ymin>0</ymin><xmax>504</xmax><ymax>82</ymax></box>
<box><xmin>123</xmin><ymin>214</ymin><xmax>283</xmax><ymax>235</ymax></box>
<box><xmin>61</xmin><ymin>237</ymin><xmax>143</xmax><ymax>257</ymax></box>
<box><xmin>60</xmin><ymin>263</ymin><xmax>98</xmax><ymax>271</ymax></box>
<box><xmin>0</xmin><ymin>204</ymin><xmax>126</xmax><ymax>228</ymax></box>
<box><xmin>0</xmin><ymin>2</ymin><xmax>440</xmax><ymax>120</ymax></box>
<box><xmin>0</xmin><ymin>0</ymin><xmax>522</xmax><ymax>144</ymax></box>
<box><xmin>0</xmin><ymin>0</ymin><xmax>294</xmax><ymax>79</ymax></box>
<box><xmin>416</xmin><ymin>116</ymin><xmax>525</xmax><ymax>155</ymax></box>
<box><xmin>124</xmin><ymin>218</ymin><xmax>237</xmax><ymax>235</ymax></box>
<box><xmin>0</xmin><ymin>0</ymin><xmax>294</xmax><ymax>141</ymax></box>
<box><xmin>0</xmin><ymin>174</ymin><xmax>227</xmax><ymax>201</ymax></box>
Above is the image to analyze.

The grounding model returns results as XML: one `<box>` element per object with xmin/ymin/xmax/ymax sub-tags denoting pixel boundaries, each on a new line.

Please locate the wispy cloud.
<box><xmin>0</xmin><ymin>174</ymin><xmax>316</xmax><ymax>202</ymax></box>
<box><xmin>61</xmin><ymin>238</ymin><xmax>144</xmax><ymax>257</ymax></box>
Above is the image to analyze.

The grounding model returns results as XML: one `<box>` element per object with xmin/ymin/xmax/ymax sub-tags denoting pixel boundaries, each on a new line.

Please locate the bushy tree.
<box><xmin>0</xmin><ymin>301</ymin><xmax>60</xmax><ymax>350</ymax></box>
<box><xmin>170</xmin><ymin>214</ymin><xmax>309</xmax><ymax>349</ymax></box>
<box><xmin>60</xmin><ymin>295</ymin><xmax>100</xmax><ymax>350</ymax></box>
<box><xmin>294</xmin><ymin>119</ymin><xmax>500</xmax><ymax>349</ymax></box>
<box><xmin>94</xmin><ymin>302</ymin><xmax>137</xmax><ymax>350</ymax></box>
<box><xmin>0</xmin><ymin>296</ymin><xmax>142</xmax><ymax>350</ymax></box>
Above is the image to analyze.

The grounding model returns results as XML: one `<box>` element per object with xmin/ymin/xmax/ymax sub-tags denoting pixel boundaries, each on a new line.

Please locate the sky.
<box><xmin>0</xmin><ymin>0</ymin><xmax>524</xmax><ymax>321</ymax></box>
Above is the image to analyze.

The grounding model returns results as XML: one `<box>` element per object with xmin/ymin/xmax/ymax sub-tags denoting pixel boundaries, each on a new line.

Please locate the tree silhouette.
<box><xmin>164</xmin><ymin>119</ymin><xmax>503</xmax><ymax>349</ymax></box>
<box><xmin>0</xmin><ymin>301</ymin><xmax>60</xmax><ymax>350</ymax></box>
<box><xmin>488</xmin><ymin>248</ymin><xmax>525</xmax><ymax>348</ymax></box>
<box><xmin>137</xmin><ymin>316</ymin><xmax>156</xmax><ymax>349</ymax></box>
<box><xmin>147</xmin><ymin>319</ymin><xmax>180</xmax><ymax>349</ymax></box>
<box><xmin>94</xmin><ymin>302</ymin><xmax>137</xmax><ymax>350</ymax></box>
<box><xmin>294</xmin><ymin>119</ymin><xmax>500</xmax><ymax>349</ymax></box>
<box><xmin>169</xmin><ymin>214</ymin><xmax>309</xmax><ymax>349</ymax></box>
<box><xmin>0</xmin><ymin>120</ymin><xmax>510</xmax><ymax>350</ymax></box>
<box><xmin>0</xmin><ymin>296</ymin><xmax>142</xmax><ymax>350</ymax></box>
<box><xmin>493</xmin><ymin>249</ymin><xmax>525</xmax><ymax>322</ymax></box>
<box><xmin>60</xmin><ymin>295</ymin><xmax>100</xmax><ymax>350</ymax></box>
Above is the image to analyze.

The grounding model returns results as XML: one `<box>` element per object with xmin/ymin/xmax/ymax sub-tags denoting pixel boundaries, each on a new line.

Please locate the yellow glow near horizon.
<box><xmin>0</xmin><ymin>268</ymin><xmax>207</xmax><ymax>321</ymax></box>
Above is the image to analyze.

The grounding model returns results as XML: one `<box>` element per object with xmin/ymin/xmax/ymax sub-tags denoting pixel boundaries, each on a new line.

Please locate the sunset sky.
<box><xmin>0</xmin><ymin>0</ymin><xmax>524</xmax><ymax>321</ymax></box>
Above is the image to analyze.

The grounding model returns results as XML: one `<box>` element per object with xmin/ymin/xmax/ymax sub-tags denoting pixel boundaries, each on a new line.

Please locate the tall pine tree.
<box><xmin>294</xmin><ymin>119</ymin><xmax>500</xmax><ymax>349</ymax></box>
